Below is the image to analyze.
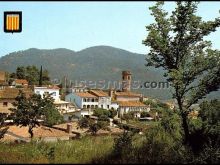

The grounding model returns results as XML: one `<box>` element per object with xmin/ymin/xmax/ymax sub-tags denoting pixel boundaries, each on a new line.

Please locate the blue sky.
<box><xmin>0</xmin><ymin>1</ymin><xmax>220</xmax><ymax>57</ymax></box>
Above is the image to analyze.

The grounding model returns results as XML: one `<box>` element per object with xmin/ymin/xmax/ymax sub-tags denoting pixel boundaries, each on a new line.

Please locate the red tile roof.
<box><xmin>15</xmin><ymin>79</ymin><xmax>28</xmax><ymax>85</ymax></box>
<box><xmin>115</xmin><ymin>91</ymin><xmax>141</xmax><ymax>97</ymax></box>
<box><xmin>0</xmin><ymin>88</ymin><xmax>33</xmax><ymax>99</ymax></box>
<box><xmin>116</xmin><ymin>101</ymin><xmax>147</xmax><ymax>107</ymax></box>
<box><xmin>75</xmin><ymin>92</ymin><xmax>97</xmax><ymax>98</ymax></box>
<box><xmin>89</xmin><ymin>90</ymin><xmax>109</xmax><ymax>97</ymax></box>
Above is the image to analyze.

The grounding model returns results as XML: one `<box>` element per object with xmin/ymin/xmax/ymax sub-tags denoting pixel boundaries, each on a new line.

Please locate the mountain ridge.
<box><xmin>0</xmin><ymin>45</ymin><xmax>219</xmax><ymax>100</ymax></box>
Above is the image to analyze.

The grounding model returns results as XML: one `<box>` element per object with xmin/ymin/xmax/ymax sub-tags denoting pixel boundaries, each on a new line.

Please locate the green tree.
<box><xmin>89</xmin><ymin>122</ymin><xmax>101</xmax><ymax>135</ymax></box>
<box><xmin>26</xmin><ymin>65</ymin><xmax>40</xmax><ymax>85</ymax></box>
<box><xmin>10</xmin><ymin>91</ymin><xmax>63</xmax><ymax>138</ymax></box>
<box><xmin>93</xmin><ymin>108</ymin><xmax>110</xmax><ymax>118</ymax></box>
<box><xmin>16</xmin><ymin>66</ymin><xmax>26</xmax><ymax>79</ymax></box>
<box><xmin>188</xmin><ymin>99</ymin><xmax>220</xmax><ymax>153</ymax></box>
<box><xmin>10</xmin><ymin>91</ymin><xmax>43</xmax><ymax>138</ymax></box>
<box><xmin>143</xmin><ymin>1</ymin><xmax>220</xmax><ymax>144</ymax></box>
<box><xmin>41</xmin><ymin>94</ymin><xmax>64</xmax><ymax>127</ymax></box>
<box><xmin>0</xmin><ymin>114</ymin><xmax>9</xmax><ymax>139</ymax></box>
<box><xmin>39</xmin><ymin>65</ymin><xmax>43</xmax><ymax>86</ymax></box>
<box><xmin>78</xmin><ymin>116</ymin><xmax>92</xmax><ymax>129</ymax></box>
<box><xmin>42</xmin><ymin>69</ymin><xmax>51</xmax><ymax>85</ymax></box>
<box><xmin>109</xmin><ymin>109</ymin><xmax>117</xmax><ymax>118</ymax></box>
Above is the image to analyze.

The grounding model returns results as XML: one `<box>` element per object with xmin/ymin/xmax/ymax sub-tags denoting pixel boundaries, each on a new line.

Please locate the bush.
<box><xmin>109</xmin><ymin>109</ymin><xmax>117</xmax><ymax>118</ymax></box>
<box><xmin>140</xmin><ymin>111</ymin><xmax>151</xmax><ymax>118</ymax></box>
<box><xmin>78</xmin><ymin>117</ymin><xmax>92</xmax><ymax>129</ymax></box>
<box><xmin>93</xmin><ymin>109</ymin><xmax>110</xmax><ymax>118</ymax></box>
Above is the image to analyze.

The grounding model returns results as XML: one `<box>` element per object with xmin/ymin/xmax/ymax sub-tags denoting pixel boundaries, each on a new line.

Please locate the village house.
<box><xmin>0</xmin><ymin>71</ymin><xmax>8</xmax><ymax>90</ymax></box>
<box><xmin>34</xmin><ymin>85</ymin><xmax>76</xmax><ymax>114</ymax></box>
<box><xmin>89</xmin><ymin>89</ymin><xmax>111</xmax><ymax>109</ymax></box>
<box><xmin>65</xmin><ymin>70</ymin><xmax>150</xmax><ymax>118</ymax></box>
<box><xmin>11</xmin><ymin>79</ymin><xmax>29</xmax><ymax>87</ymax></box>
<box><xmin>0</xmin><ymin>87</ymin><xmax>33</xmax><ymax>115</ymax></box>
<box><xmin>111</xmin><ymin>71</ymin><xmax>150</xmax><ymax>117</ymax></box>
<box><xmin>34</xmin><ymin>85</ymin><xmax>60</xmax><ymax>101</ymax></box>
<box><xmin>65</xmin><ymin>92</ymin><xmax>98</xmax><ymax>117</ymax></box>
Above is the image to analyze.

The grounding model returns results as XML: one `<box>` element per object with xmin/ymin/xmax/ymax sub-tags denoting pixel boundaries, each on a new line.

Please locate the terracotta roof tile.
<box><xmin>89</xmin><ymin>90</ymin><xmax>109</xmax><ymax>97</ymax></box>
<box><xmin>117</xmin><ymin>101</ymin><xmax>147</xmax><ymax>107</ymax></box>
<box><xmin>0</xmin><ymin>88</ymin><xmax>33</xmax><ymax>99</ymax></box>
<box><xmin>34</xmin><ymin>85</ymin><xmax>60</xmax><ymax>90</ymax></box>
<box><xmin>115</xmin><ymin>91</ymin><xmax>141</xmax><ymax>97</ymax></box>
<box><xmin>15</xmin><ymin>79</ymin><xmax>28</xmax><ymax>85</ymax></box>
<box><xmin>75</xmin><ymin>92</ymin><xmax>97</xmax><ymax>98</ymax></box>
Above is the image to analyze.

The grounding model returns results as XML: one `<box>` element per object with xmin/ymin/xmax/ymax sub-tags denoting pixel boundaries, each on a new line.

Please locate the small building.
<box><xmin>34</xmin><ymin>85</ymin><xmax>60</xmax><ymax>101</ymax></box>
<box><xmin>54</xmin><ymin>100</ymin><xmax>76</xmax><ymax>114</ymax></box>
<box><xmin>65</xmin><ymin>92</ymin><xmax>99</xmax><ymax>109</ymax></box>
<box><xmin>89</xmin><ymin>89</ymin><xmax>111</xmax><ymax>109</ymax></box>
<box><xmin>0</xmin><ymin>87</ymin><xmax>33</xmax><ymax>115</ymax></box>
<box><xmin>114</xmin><ymin>91</ymin><xmax>142</xmax><ymax>101</ymax></box>
<box><xmin>12</xmin><ymin>79</ymin><xmax>28</xmax><ymax>87</ymax></box>
<box><xmin>116</xmin><ymin>101</ymin><xmax>150</xmax><ymax>117</ymax></box>
<box><xmin>0</xmin><ymin>71</ymin><xmax>8</xmax><ymax>89</ymax></box>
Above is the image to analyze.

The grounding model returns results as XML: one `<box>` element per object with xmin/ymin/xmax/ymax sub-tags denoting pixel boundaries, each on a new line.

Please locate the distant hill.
<box><xmin>0</xmin><ymin>45</ymin><xmax>219</xmax><ymax>100</ymax></box>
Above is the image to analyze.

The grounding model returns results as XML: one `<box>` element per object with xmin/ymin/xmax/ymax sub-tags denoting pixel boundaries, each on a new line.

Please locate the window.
<box><xmin>107</xmin><ymin>105</ymin><xmax>109</xmax><ymax>109</ymax></box>
<box><xmin>36</xmin><ymin>91</ymin><xmax>40</xmax><ymax>94</ymax></box>
<box><xmin>3</xmin><ymin>102</ymin><xmax>8</xmax><ymax>107</ymax></box>
<box><xmin>52</xmin><ymin>92</ymin><xmax>56</xmax><ymax>96</ymax></box>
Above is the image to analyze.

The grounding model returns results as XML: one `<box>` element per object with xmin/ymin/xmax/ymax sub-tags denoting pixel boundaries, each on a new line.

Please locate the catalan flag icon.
<box><xmin>4</xmin><ymin>11</ymin><xmax>22</xmax><ymax>33</ymax></box>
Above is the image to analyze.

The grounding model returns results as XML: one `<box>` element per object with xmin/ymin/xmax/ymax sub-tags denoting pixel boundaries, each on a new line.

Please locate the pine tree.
<box><xmin>39</xmin><ymin>65</ymin><xmax>43</xmax><ymax>86</ymax></box>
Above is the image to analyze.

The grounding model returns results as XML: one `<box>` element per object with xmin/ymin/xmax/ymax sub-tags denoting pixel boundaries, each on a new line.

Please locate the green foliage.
<box><xmin>140</xmin><ymin>111</ymin><xmax>151</xmax><ymax>118</ymax></box>
<box><xmin>10</xmin><ymin>91</ymin><xmax>63</xmax><ymax>138</ymax></box>
<box><xmin>93</xmin><ymin>108</ymin><xmax>110</xmax><ymax>118</ymax></box>
<box><xmin>10</xmin><ymin>65</ymin><xmax>51</xmax><ymax>85</ymax></box>
<box><xmin>0</xmin><ymin>114</ymin><xmax>9</xmax><ymax>139</ymax></box>
<box><xmin>121</xmin><ymin>111</ymin><xmax>139</xmax><ymax>121</ymax></box>
<box><xmin>78</xmin><ymin>117</ymin><xmax>92</xmax><ymax>129</ymax></box>
<box><xmin>89</xmin><ymin>123</ymin><xmax>101</xmax><ymax>135</ymax></box>
<box><xmin>16</xmin><ymin>66</ymin><xmax>26</xmax><ymax>79</ymax></box>
<box><xmin>10</xmin><ymin>91</ymin><xmax>42</xmax><ymax>138</ymax></box>
<box><xmin>113</xmin><ymin>131</ymin><xmax>133</xmax><ymax>157</ymax></box>
<box><xmin>0</xmin><ymin>136</ymin><xmax>114</xmax><ymax>164</ymax></box>
<box><xmin>143</xmin><ymin>1</ymin><xmax>220</xmax><ymax>144</ymax></box>
<box><xmin>188</xmin><ymin>99</ymin><xmax>220</xmax><ymax>153</ymax></box>
<box><xmin>160</xmin><ymin>109</ymin><xmax>182</xmax><ymax>141</ymax></box>
<box><xmin>109</xmin><ymin>109</ymin><xmax>117</xmax><ymax>118</ymax></box>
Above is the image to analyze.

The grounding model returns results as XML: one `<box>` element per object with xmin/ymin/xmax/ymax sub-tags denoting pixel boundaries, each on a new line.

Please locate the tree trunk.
<box><xmin>177</xmin><ymin>98</ymin><xmax>190</xmax><ymax>144</ymax></box>
<box><xmin>181</xmin><ymin>112</ymin><xmax>190</xmax><ymax>144</ymax></box>
<box><xmin>28</xmin><ymin>127</ymin><xmax>34</xmax><ymax>139</ymax></box>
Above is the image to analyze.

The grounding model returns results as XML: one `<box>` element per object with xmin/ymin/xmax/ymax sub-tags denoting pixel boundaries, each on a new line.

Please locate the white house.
<box><xmin>54</xmin><ymin>100</ymin><xmax>76</xmax><ymax>114</ymax></box>
<box><xmin>34</xmin><ymin>86</ymin><xmax>60</xmax><ymax>101</ymax></box>
<box><xmin>89</xmin><ymin>90</ymin><xmax>111</xmax><ymax>109</ymax></box>
<box><xmin>65</xmin><ymin>92</ymin><xmax>99</xmax><ymax>109</ymax></box>
<box><xmin>116</xmin><ymin>101</ymin><xmax>150</xmax><ymax>117</ymax></box>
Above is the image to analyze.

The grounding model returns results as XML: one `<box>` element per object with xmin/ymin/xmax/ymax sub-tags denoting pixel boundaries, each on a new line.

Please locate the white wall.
<box><xmin>65</xmin><ymin>93</ymin><xmax>82</xmax><ymax>108</ymax></box>
<box><xmin>34</xmin><ymin>87</ymin><xmax>60</xmax><ymax>101</ymax></box>
<box><xmin>98</xmin><ymin>96</ymin><xmax>111</xmax><ymax>109</ymax></box>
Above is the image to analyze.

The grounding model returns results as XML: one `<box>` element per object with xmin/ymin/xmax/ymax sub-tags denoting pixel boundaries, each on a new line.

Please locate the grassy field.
<box><xmin>0</xmin><ymin>135</ymin><xmax>115</xmax><ymax>164</ymax></box>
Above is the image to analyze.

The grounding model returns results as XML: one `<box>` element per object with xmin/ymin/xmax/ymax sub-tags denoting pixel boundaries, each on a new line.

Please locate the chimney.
<box><xmin>66</xmin><ymin>123</ymin><xmax>72</xmax><ymax>134</ymax></box>
<box><xmin>122</xmin><ymin>71</ymin><xmax>132</xmax><ymax>92</ymax></box>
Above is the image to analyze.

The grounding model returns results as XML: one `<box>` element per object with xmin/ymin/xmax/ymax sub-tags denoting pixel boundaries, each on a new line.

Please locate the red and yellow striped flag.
<box><xmin>6</xmin><ymin>14</ymin><xmax>20</xmax><ymax>31</ymax></box>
